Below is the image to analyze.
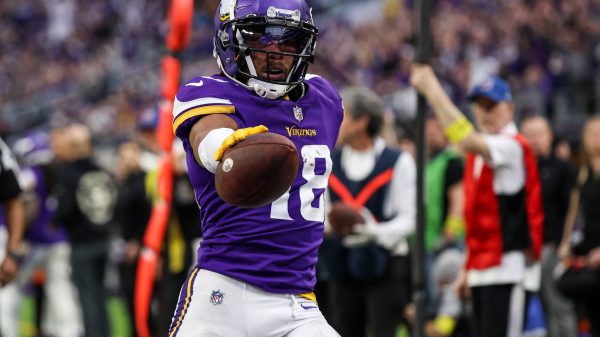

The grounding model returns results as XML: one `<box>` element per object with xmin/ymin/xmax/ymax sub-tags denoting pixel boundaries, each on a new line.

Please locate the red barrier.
<box><xmin>166</xmin><ymin>0</ymin><xmax>194</xmax><ymax>51</ymax></box>
<box><xmin>134</xmin><ymin>0</ymin><xmax>193</xmax><ymax>335</ymax></box>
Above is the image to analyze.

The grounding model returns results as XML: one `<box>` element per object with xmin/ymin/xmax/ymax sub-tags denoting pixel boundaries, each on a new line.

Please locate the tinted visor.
<box><xmin>239</xmin><ymin>24</ymin><xmax>312</xmax><ymax>54</ymax></box>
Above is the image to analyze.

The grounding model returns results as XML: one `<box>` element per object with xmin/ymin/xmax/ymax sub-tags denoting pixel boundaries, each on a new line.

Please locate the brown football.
<box><xmin>215</xmin><ymin>132</ymin><xmax>299</xmax><ymax>208</ymax></box>
<box><xmin>328</xmin><ymin>201</ymin><xmax>365</xmax><ymax>236</ymax></box>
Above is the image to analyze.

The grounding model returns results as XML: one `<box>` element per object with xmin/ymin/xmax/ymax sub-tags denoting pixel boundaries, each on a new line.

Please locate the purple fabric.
<box><xmin>25</xmin><ymin>166</ymin><xmax>68</xmax><ymax>244</ymax></box>
<box><xmin>174</xmin><ymin>74</ymin><xmax>343</xmax><ymax>294</ymax></box>
<box><xmin>168</xmin><ymin>267</ymin><xmax>201</xmax><ymax>337</ymax></box>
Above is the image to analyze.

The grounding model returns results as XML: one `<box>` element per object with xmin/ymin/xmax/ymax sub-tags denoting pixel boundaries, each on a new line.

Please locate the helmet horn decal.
<box><xmin>219</xmin><ymin>0</ymin><xmax>237</xmax><ymax>21</ymax></box>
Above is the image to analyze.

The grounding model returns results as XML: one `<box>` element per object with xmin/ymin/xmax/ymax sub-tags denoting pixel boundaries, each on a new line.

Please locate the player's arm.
<box><xmin>189</xmin><ymin>114</ymin><xmax>238</xmax><ymax>167</ymax></box>
<box><xmin>188</xmin><ymin>114</ymin><xmax>267</xmax><ymax>173</ymax></box>
<box><xmin>411</xmin><ymin>65</ymin><xmax>492</xmax><ymax>162</ymax></box>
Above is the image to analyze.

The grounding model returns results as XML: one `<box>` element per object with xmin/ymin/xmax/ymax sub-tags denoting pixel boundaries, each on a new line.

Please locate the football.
<box><xmin>215</xmin><ymin>132</ymin><xmax>299</xmax><ymax>208</ymax></box>
<box><xmin>328</xmin><ymin>201</ymin><xmax>365</xmax><ymax>237</ymax></box>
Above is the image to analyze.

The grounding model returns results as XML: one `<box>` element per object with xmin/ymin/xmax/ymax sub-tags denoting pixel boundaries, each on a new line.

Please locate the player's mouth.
<box><xmin>260</xmin><ymin>67</ymin><xmax>288</xmax><ymax>81</ymax></box>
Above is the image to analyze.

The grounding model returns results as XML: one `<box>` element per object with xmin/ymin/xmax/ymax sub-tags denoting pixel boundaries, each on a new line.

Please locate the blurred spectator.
<box><xmin>0</xmin><ymin>130</ymin><xmax>83</xmax><ymax>337</ymax></box>
<box><xmin>424</xmin><ymin>114</ymin><xmax>464</xmax><ymax>313</ymax></box>
<box><xmin>53</xmin><ymin>124</ymin><xmax>118</xmax><ymax>337</ymax></box>
<box><xmin>395</xmin><ymin>122</ymin><xmax>416</xmax><ymax>159</ymax></box>
<box><xmin>323</xmin><ymin>87</ymin><xmax>415</xmax><ymax>337</ymax></box>
<box><xmin>2</xmin><ymin>0</ymin><xmax>600</xmax><ymax>142</ymax></box>
<box><xmin>412</xmin><ymin>66</ymin><xmax>544</xmax><ymax>337</ymax></box>
<box><xmin>114</xmin><ymin>141</ymin><xmax>151</xmax><ymax>337</ymax></box>
<box><xmin>135</xmin><ymin>105</ymin><xmax>161</xmax><ymax>171</ymax></box>
<box><xmin>521</xmin><ymin>116</ymin><xmax>577</xmax><ymax>337</ymax></box>
<box><xmin>405</xmin><ymin>248</ymin><xmax>470</xmax><ymax>337</ymax></box>
<box><xmin>513</xmin><ymin>65</ymin><xmax>548</xmax><ymax>123</ymax></box>
<box><xmin>559</xmin><ymin>115</ymin><xmax>600</xmax><ymax>336</ymax></box>
<box><xmin>425</xmin><ymin>115</ymin><xmax>464</xmax><ymax>252</ymax></box>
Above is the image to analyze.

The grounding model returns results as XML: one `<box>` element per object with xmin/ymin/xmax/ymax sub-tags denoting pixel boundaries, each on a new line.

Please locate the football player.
<box><xmin>169</xmin><ymin>0</ymin><xmax>343</xmax><ymax>336</ymax></box>
<box><xmin>1</xmin><ymin>131</ymin><xmax>83</xmax><ymax>337</ymax></box>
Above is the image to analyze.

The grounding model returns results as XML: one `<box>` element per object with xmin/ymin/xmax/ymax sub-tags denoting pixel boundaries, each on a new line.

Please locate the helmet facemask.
<box><xmin>215</xmin><ymin>14</ymin><xmax>318</xmax><ymax>99</ymax></box>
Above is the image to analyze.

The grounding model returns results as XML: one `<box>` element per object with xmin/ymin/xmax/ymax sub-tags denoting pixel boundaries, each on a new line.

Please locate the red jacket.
<box><xmin>464</xmin><ymin>134</ymin><xmax>544</xmax><ymax>270</ymax></box>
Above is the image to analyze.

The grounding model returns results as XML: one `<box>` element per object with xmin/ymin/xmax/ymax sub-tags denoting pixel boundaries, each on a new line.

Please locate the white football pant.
<box><xmin>0</xmin><ymin>231</ymin><xmax>83</xmax><ymax>337</ymax></box>
<box><xmin>169</xmin><ymin>268</ymin><xmax>340</xmax><ymax>337</ymax></box>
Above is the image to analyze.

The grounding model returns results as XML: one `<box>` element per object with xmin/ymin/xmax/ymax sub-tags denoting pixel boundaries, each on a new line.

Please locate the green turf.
<box><xmin>396</xmin><ymin>325</ymin><xmax>409</xmax><ymax>337</ymax></box>
<box><xmin>18</xmin><ymin>295</ymin><xmax>132</xmax><ymax>337</ymax></box>
<box><xmin>19</xmin><ymin>296</ymin><xmax>37</xmax><ymax>337</ymax></box>
<box><xmin>107</xmin><ymin>296</ymin><xmax>132</xmax><ymax>337</ymax></box>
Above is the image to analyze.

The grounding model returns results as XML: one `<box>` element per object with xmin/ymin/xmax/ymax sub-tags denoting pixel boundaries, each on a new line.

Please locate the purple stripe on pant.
<box><xmin>169</xmin><ymin>267</ymin><xmax>200</xmax><ymax>337</ymax></box>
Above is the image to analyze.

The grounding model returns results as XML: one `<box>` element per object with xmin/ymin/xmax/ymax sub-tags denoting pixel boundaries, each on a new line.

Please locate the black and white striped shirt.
<box><xmin>0</xmin><ymin>137</ymin><xmax>21</xmax><ymax>202</ymax></box>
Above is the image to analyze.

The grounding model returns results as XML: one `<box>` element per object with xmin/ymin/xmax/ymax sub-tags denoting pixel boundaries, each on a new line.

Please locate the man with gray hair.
<box><xmin>323</xmin><ymin>87</ymin><xmax>416</xmax><ymax>337</ymax></box>
<box><xmin>54</xmin><ymin>124</ymin><xmax>117</xmax><ymax>337</ymax></box>
<box><xmin>521</xmin><ymin>115</ymin><xmax>577</xmax><ymax>337</ymax></box>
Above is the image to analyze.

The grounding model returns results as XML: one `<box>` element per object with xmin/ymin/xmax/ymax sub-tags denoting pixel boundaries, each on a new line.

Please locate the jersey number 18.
<box><xmin>270</xmin><ymin>145</ymin><xmax>331</xmax><ymax>222</ymax></box>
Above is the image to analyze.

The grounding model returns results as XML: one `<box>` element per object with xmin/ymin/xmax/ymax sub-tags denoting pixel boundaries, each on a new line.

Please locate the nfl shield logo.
<box><xmin>209</xmin><ymin>290</ymin><xmax>224</xmax><ymax>305</ymax></box>
<box><xmin>293</xmin><ymin>106</ymin><xmax>303</xmax><ymax>122</ymax></box>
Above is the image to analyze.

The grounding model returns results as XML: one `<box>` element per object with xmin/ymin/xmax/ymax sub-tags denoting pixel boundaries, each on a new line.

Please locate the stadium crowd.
<box><xmin>2</xmin><ymin>0</ymin><xmax>600</xmax><ymax>139</ymax></box>
<box><xmin>0</xmin><ymin>0</ymin><xmax>599</xmax><ymax>337</ymax></box>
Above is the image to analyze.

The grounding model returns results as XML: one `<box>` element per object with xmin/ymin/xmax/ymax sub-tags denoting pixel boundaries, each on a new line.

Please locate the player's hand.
<box><xmin>0</xmin><ymin>256</ymin><xmax>19</xmax><ymax>287</ymax></box>
<box><xmin>410</xmin><ymin>64</ymin><xmax>442</xmax><ymax>97</ymax></box>
<box><xmin>213</xmin><ymin>125</ymin><xmax>269</xmax><ymax>161</ymax></box>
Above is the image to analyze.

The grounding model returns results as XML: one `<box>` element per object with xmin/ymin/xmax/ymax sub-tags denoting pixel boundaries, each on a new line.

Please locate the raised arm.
<box><xmin>411</xmin><ymin>64</ymin><xmax>492</xmax><ymax>161</ymax></box>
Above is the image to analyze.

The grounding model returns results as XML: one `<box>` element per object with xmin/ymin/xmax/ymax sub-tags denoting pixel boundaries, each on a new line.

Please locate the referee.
<box><xmin>0</xmin><ymin>136</ymin><xmax>25</xmax><ymax>287</ymax></box>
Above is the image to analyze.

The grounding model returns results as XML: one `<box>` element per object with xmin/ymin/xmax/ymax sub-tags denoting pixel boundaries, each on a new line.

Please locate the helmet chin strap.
<box><xmin>247</xmin><ymin>78</ymin><xmax>290</xmax><ymax>99</ymax></box>
<box><xmin>214</xmin><ymin>48</ymin><xmax>292</xmax><ymax>100</ymax></box>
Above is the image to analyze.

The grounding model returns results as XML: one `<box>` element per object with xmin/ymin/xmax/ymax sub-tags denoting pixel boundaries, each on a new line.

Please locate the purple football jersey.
<box><xmin>25</xmin><ymin>166</ymin><xmax>68</xmax><ymax>244</ymax></box>
<box><xmin>172</xmin><ymin>74</ymin><xmax>343</xmax><ymax>294</ymax></box>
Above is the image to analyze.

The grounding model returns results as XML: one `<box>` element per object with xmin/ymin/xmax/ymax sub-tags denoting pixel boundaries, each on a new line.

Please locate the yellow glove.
<box><xmin>213</xmin><ymin>125</ymin><xmax>268</xmax><ymax>161</ymax></box>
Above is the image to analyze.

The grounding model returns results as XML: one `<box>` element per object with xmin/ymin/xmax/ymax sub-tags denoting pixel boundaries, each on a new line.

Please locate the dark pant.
<box><xmin>584</xmin><ymin>299</ymin><xmax>600</xmax><ymax>337</ymax></box>
<box><xmin>471</xmin><ymin>284</ymin><xmax>529</xmax><ymax>337</ymax></box>
<box><xmin>329</xmin><ymin>255</ymin><xmax>411</xmax><ymax>337</ymax></box>
<box><xmin>71</xmin><ymin>241</ymin><xmax>109</xmax><ymax>337</ymax></box>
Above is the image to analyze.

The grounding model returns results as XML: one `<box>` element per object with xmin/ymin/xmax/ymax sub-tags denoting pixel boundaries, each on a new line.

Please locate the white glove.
<box><xmin>341</xmin><ymin>208</ymin><xmax>378</xmax><ymax>248</ymax></box>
